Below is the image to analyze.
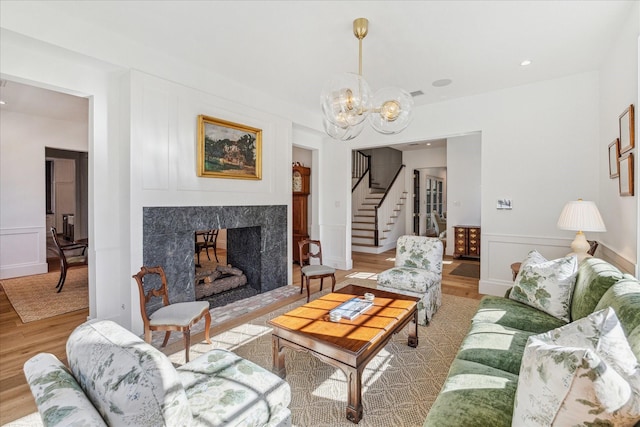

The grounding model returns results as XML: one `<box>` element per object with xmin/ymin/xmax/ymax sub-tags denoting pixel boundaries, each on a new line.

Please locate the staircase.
<box><xmin>351</xmin><ymin>163</ymin><xmax>408</xmax><ymax>254</ymax></box>
<box><xmin>352</xmin><ymin>190</ymin><xmax>407</xmax><ymax>251</ymax></box>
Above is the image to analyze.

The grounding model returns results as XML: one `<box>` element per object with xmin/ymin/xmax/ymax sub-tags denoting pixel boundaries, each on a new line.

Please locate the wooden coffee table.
<box><xmin>267</xmin><ymin>284</ymin><xmax>419</xmax><ymax>424</ymax></box>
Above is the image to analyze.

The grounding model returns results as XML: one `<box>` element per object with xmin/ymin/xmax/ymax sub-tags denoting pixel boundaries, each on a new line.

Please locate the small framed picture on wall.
<box><xmin>618</xmin><ymin>152</ymin><xmax>634</xmax><ymax>197</ymax></box>
<box><xmin>608</xmin><ymin>138</ymin><xmax>620</xmax><ymax>178</ymax></box>
<box><xmin>619</xmin><ymin>104</ymin><xmax>635</xmax><ymax>154</ymax></box>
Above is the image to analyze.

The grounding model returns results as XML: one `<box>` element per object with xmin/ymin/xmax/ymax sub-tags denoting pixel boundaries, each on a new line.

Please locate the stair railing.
<box><xmin>352</xmin><ymin>150</ymin><xmax>371</xmax><ymax>189</ymax></box>
<box><xmin>374</xmin><ymin>165</ymin><xmax>406</xmax><ymax>246</ymax></box>
<box><xmin>351</xmin><ymin>169</ymin><xmax>371</xmax><ymax>221</ymax></box>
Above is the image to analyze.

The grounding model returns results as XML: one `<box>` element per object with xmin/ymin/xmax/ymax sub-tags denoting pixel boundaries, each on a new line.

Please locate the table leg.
<box><xmin>344</xmin><ymin>366</ymin><xmax>363</xmax><ymax>424</ymax></box>
<box><xmin>271</xmin><ymin>335</ymin><xmax>287</xmax><ymax>378</ymax></box>
<box><xmin>408</xmin><ymin>310</ymin><xmax>419</xmax><ymax>348</ymax></box>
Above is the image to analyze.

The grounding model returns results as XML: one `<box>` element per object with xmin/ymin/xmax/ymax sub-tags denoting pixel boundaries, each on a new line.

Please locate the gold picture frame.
<box><xmin>197</xmin><ymin>115</ymin><xmax>262</xmax><ymax>180</ymax></box>
<box><xmin>608</xmin><ymin>138</ymin><xmax>620</xmax><ymax>179</ymax></box>
<box><xmin>618</xmin><ymin>152</ymin><xmax>634</xmax><ymax>197</ymax></box>
<box><xmin>619</xmin><ymin>104</ymin><xmax>634</xmax><ymax>154</ymax></box>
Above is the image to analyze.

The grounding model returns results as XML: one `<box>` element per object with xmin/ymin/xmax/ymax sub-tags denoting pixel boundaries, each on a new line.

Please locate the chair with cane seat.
<box><xmin>132</xmin><ymin>266</ymin><xmax>212</xmax><ymax>362</ymax></box>
<box><xmin>298</xmin><ymin>239</ymin><xmax>336</xmax><ymax>302</ymax></box>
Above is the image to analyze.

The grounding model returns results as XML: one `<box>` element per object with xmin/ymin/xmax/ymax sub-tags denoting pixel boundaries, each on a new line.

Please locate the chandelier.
<box><xmin>321</xmin><ymin>18</ymin><xmax>414</xmax><ymax>141</ymax></box>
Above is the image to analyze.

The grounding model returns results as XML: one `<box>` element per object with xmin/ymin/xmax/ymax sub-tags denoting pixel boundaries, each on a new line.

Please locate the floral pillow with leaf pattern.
<box><xmin>513</xmin><ymin>307</ymin><xmax>640</xmax><ymax>426</ymax></box>
<box><xmin>509</xmin><ymin>250</ymin><xmax>578</xmax><ymax>322</ymax></box>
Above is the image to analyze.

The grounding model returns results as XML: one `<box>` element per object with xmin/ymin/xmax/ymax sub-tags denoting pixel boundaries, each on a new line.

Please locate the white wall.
<box><xmin>128</xmin><ymin>70</ymin><xmax>294</xmax><ymax>332</ymax></box>
<box><xmin>446</xmin><ymin>134</ymin><xmax>482</xmax><ymax>257</ymax></box>
<box><xmin>598</xmin><ymin>3</ymin><xmax>639</xmax><ymax>275</ymax></box>
<box><xmin>0</xmin><ymin>29</ymin><xmax>127</xmax><ymax>320</ymax></box>
<box><xmin>1</xmin><ymin>1</ymin><xmax>637</xmax><ymax>325</ymax></box>
<box><xmin>350</xmin><ymin>70</ymin><xmax>605</xmax><ymax>296</ymax></box>
<box><xmin>0</xmin><ymin>110</ymin><xmax>88</xmax><ymax>278</ymax></box>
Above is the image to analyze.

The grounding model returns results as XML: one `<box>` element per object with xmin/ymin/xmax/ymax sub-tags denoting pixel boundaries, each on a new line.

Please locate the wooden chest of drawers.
<box><xmin>453</xmin><ymin>225</ymin><xmax>481</xmax><ymax>259</ymax></box>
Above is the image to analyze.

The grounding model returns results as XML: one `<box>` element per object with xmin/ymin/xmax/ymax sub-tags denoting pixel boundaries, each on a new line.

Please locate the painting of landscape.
<box><xmin>197</xmin><ymin>115</ymin><xmax>262</xmax><ymax>179</ymax></box>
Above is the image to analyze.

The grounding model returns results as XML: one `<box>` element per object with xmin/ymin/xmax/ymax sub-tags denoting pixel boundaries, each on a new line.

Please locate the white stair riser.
<box><xmin>352</xmin><ymin>229</ymin><xmax>375</xmax><ymax>237</ymax></box>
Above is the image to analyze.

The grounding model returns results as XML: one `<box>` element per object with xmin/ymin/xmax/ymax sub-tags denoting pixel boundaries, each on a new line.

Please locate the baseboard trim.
<box><xmin>0</xmin><ymin>262</ymin><xmax>48</xmax><ymax>279</ymax></box>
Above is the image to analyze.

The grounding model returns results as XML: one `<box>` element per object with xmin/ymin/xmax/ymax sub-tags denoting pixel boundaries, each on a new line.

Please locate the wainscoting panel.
<box><xmin>479</xmin><ymin>233</ymin><xmax>637</xmax><ymax>297</ymax></box>
<box><xmin>0</xmin><ymin>227</ymin><xmax>48</xmax><ymax>278</ymax></box>
<box><xmin>479</xmin><ymin>233</ymin><xmax>573</xmax><ymax>296</ymax></box>
<box><xmin>320</xmin><ymin>224</ymin><xmax>352</xmax><ymax>270</ymax></box>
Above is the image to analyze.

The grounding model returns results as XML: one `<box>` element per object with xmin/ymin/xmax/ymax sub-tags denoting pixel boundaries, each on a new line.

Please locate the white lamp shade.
<box><xmin>557</xmin><ymin>200</ymin><xmax>606</xmax><ymax>232</ymax></box>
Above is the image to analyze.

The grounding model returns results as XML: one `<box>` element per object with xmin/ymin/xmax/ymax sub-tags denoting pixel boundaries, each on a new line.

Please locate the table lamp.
<box><xmin>556</xmin><ymin>199</ymin><xmax>606</xmax><ymax>262</ymax></box>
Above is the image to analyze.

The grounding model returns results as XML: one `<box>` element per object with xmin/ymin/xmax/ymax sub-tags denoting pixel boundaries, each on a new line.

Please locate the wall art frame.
<box><xmin>619</xmin><ymin>104</ymin><xmax>635</xmax><ymax>154</ymax></box>
<box><xmin>618</xmin><ymin>152</ymin><xmax>634</xmax><ymax>197</ymax></box>
<box><xmin>608</xmin><ymin>138</ymin><xmax>620</xmax><ymax>178</ymax></box>
<box><xmin>197</xmin><ymin>115</ymin><xmax>262</xmax><ymax>180</ymax></box>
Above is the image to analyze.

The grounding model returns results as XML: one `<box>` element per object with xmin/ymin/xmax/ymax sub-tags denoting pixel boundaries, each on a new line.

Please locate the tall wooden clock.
<box><xmin>292</xmin><ymin>165</ymin><xmax>310</xmax><ymax>264</ymax></box>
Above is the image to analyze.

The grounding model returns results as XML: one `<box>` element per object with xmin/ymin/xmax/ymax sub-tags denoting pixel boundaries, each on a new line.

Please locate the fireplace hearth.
<box><xmin>142</xmin><ymin>205</ymin><xmax>287</xmax><ymax>313</ymax></box>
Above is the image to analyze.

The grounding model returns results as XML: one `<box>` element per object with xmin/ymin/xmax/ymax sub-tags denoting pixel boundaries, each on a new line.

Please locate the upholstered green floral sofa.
<box><xmin>24</xmin><ymin>319</ymin><xmax>291</xmax><ymax>426</ymax></box>
<box><xmin>424</xmin><ymin>254</ymin><xmax>640</xmax><ymax>426</ymax></box>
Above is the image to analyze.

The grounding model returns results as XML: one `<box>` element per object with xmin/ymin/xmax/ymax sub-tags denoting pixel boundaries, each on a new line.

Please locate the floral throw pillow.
<box><xmin>513</xmin><ymin>307</ymin><xmax>640</xmax><ymax>426</ymax></box>
<box><xmin>509</xmin><ymin>250</ymin><xmax>577</xmax><ymax>322</ymax></box>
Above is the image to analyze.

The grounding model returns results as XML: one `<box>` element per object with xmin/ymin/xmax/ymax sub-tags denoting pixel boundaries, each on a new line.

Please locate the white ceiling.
<box><xmin>0</xmin><ymin>1</ymin><xmax>634</xmax><ymax>134</ymax></box>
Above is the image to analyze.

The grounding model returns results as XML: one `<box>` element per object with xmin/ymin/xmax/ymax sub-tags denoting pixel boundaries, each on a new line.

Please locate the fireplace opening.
<box><xmin>142</xmin><ymin>205</ymin><xmax>287</xmax><ymax>312</ymax></box>
<box><xmin>194</xmin><ymin>228</ymin><xmax>257</xmax><ymax>307</ymax></box>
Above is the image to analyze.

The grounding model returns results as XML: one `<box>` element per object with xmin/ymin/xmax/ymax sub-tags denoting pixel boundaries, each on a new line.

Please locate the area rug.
<box><xmin>1</xmin><ymin>267</ymin><xmax>88</xmax><ymax>323</ymax></box>
<box><xmin>450</xmin><ymin>263</ymin><xmax>480</xmax><ymax>279</ymax></box>
<box><xmin>169</xmin><ymin>281</ymin><xmax>480</xmax><ymax>426</ymax></box>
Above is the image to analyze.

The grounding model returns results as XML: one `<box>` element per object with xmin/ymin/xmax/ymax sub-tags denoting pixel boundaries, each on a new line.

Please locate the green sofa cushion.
<box><xmin>570</xmin><ymin>257</ymin><xmax>624</xmax><ymax>321</ymax></box>
<box><xmin>472</xmin><ymin>296</ymin><xmax>566</xmax><ymax>334</ymax></box>
<box><xmin>594</xmin><ymin>278</ymin><xmax>640</xmax><ymax>359</ymax></box>
<box><xmin>455</xmin><ymin>322</ymin><xmax>538</xmax><ymax>375</ymax></box>
<box><xmin>423</xmin><ymin>359</ymin><xmax>518</xmax><ymax>427</ymax></box>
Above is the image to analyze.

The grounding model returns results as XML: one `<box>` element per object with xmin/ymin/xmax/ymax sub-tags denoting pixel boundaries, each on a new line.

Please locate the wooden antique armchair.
<box><xmin>50</xmin><ymin>227</ymin><xmax>88</xmax><ymax>293</ymax></box>
<box><xmin>132</xmin><ymin>266</ymin><xmax>212</xmax><ymax>362</ymax></box>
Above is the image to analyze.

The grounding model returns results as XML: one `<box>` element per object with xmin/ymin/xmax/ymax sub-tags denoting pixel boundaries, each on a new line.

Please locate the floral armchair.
<box><xmin>24</xmin><ymin>320</ymin><xmax>291</xmax><ymax>427</ymax></box>
<box><xmin>377</xmin><ymin>235</ymin><xmax>444</xmax><ymax>325</ymax></box>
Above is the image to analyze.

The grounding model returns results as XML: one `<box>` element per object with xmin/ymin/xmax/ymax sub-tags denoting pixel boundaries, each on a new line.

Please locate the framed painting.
<box><xmin>619</xmin><ymin>104</ymin><xmax>634</xmax><ymax>154</ymax></box>
<box><xmin>197</xmin><ymin>115</ymin><xmax>262</xmax><ymax>180</ymax></box>
<box><xmin>608</xmin><ymin>138</ymin><xmax>619</xmax><ymax>178</ymax></box>
<box><xmin>618</xmin><ymin>152</ymin><xmax>634</xmax><ymax>197</ymax></box>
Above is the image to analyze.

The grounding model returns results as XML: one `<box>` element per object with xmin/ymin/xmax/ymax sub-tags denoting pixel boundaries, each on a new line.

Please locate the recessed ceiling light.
<box><xmin>426</xmin><ymin>142</ymin><xmax>432</xmax><ymax>146</ymax></box>
<box><xmin>432</xmin><ymin>79</ymin><xmax>452</xmax><ymax>87</ymax></box>
<box><xmin>0</xmin><ymin>100</ymin><xmax>6</xmax><ymax>105</ymax></box>
<box><xmin>520</xmin><ymin>59</ymin><xmax>532</xmax><ymax>66</ymax></box>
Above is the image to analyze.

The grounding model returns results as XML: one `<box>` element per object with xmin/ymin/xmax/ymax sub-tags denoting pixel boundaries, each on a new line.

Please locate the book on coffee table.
<box><xmin>330</xmin><ymin>297</ymin><xmax>373</xmax><ymax>320</ymax></box>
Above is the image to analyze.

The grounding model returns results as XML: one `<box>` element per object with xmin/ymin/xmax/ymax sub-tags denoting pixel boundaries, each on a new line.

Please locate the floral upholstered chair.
<box><xmin>24</xmin><ymin>320</ymin><xmax>292</xmax><ymax>426</ymax></box>
<box><xmin>377</xmin><ymin>235</ymin><xmax>444</xmax><ymax>325</ymax></box>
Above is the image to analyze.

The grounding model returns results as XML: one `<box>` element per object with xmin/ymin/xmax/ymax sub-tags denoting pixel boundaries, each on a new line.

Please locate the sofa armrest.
<box><xmin>23</xmin><ymin>353</ymin><xmax>106</xmax><ymax>427</ymax></box>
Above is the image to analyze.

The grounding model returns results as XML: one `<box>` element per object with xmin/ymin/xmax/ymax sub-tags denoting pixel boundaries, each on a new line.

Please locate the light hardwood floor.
<box><xmin>0</xmin><ymin>250</ymin><xmax>481</xmax><ymax>425</ymax></box>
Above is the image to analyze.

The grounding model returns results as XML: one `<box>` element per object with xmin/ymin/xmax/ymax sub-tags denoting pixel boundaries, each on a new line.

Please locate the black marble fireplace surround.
<box><xmin>142</xmin><ymin>205</ymin><xmax>287</xmax><ymax>312</ymax></box>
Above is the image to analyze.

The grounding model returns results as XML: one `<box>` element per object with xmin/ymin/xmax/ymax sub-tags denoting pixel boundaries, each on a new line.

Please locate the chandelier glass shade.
<box><xmin>321</xmin><ymin>18</ymin><xmax>414</xmax><ymax>141</ymax></box>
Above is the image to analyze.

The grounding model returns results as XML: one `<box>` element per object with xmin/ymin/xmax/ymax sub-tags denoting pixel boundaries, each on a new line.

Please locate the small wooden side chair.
<box><xmin>132</xmin><ymin>266</ymin><xmax>211</xmax><ymax>362</ymax></box>
<box><xmin>50</xmin><ymin>227</ymin><xmax>88</xmax><ymax>293</ymax></box>
<box><xmin>195</xmin><ymin>229</ymin><xmax>219</xmax><ymax>266</ymax></box>
<box><xmin>298</xmin><ymin>239</ymin><xmax>336</xmax><ymax>302</ymax></box>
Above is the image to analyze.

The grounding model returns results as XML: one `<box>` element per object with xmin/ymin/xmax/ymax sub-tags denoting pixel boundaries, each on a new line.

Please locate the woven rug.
<box><xmin>450</xmin><ymin>263</ymin><xmax>480</xmax><ymax>279</ymax></box>
<box><xmin>1</xmin><ymin>267</ymin><xmax>88</xmax><ymax>323</ymax></box>
<box><xmin>169</xmin><ymin>279</ymin><xmax>480</xmax><ymax>426</ymax></box>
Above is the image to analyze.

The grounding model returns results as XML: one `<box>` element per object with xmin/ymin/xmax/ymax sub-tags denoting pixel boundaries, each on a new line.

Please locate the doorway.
<box><xmin>45</xmin><ymin>148</ymin><xmax>88</xmax><ymax>240</ymax></box>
